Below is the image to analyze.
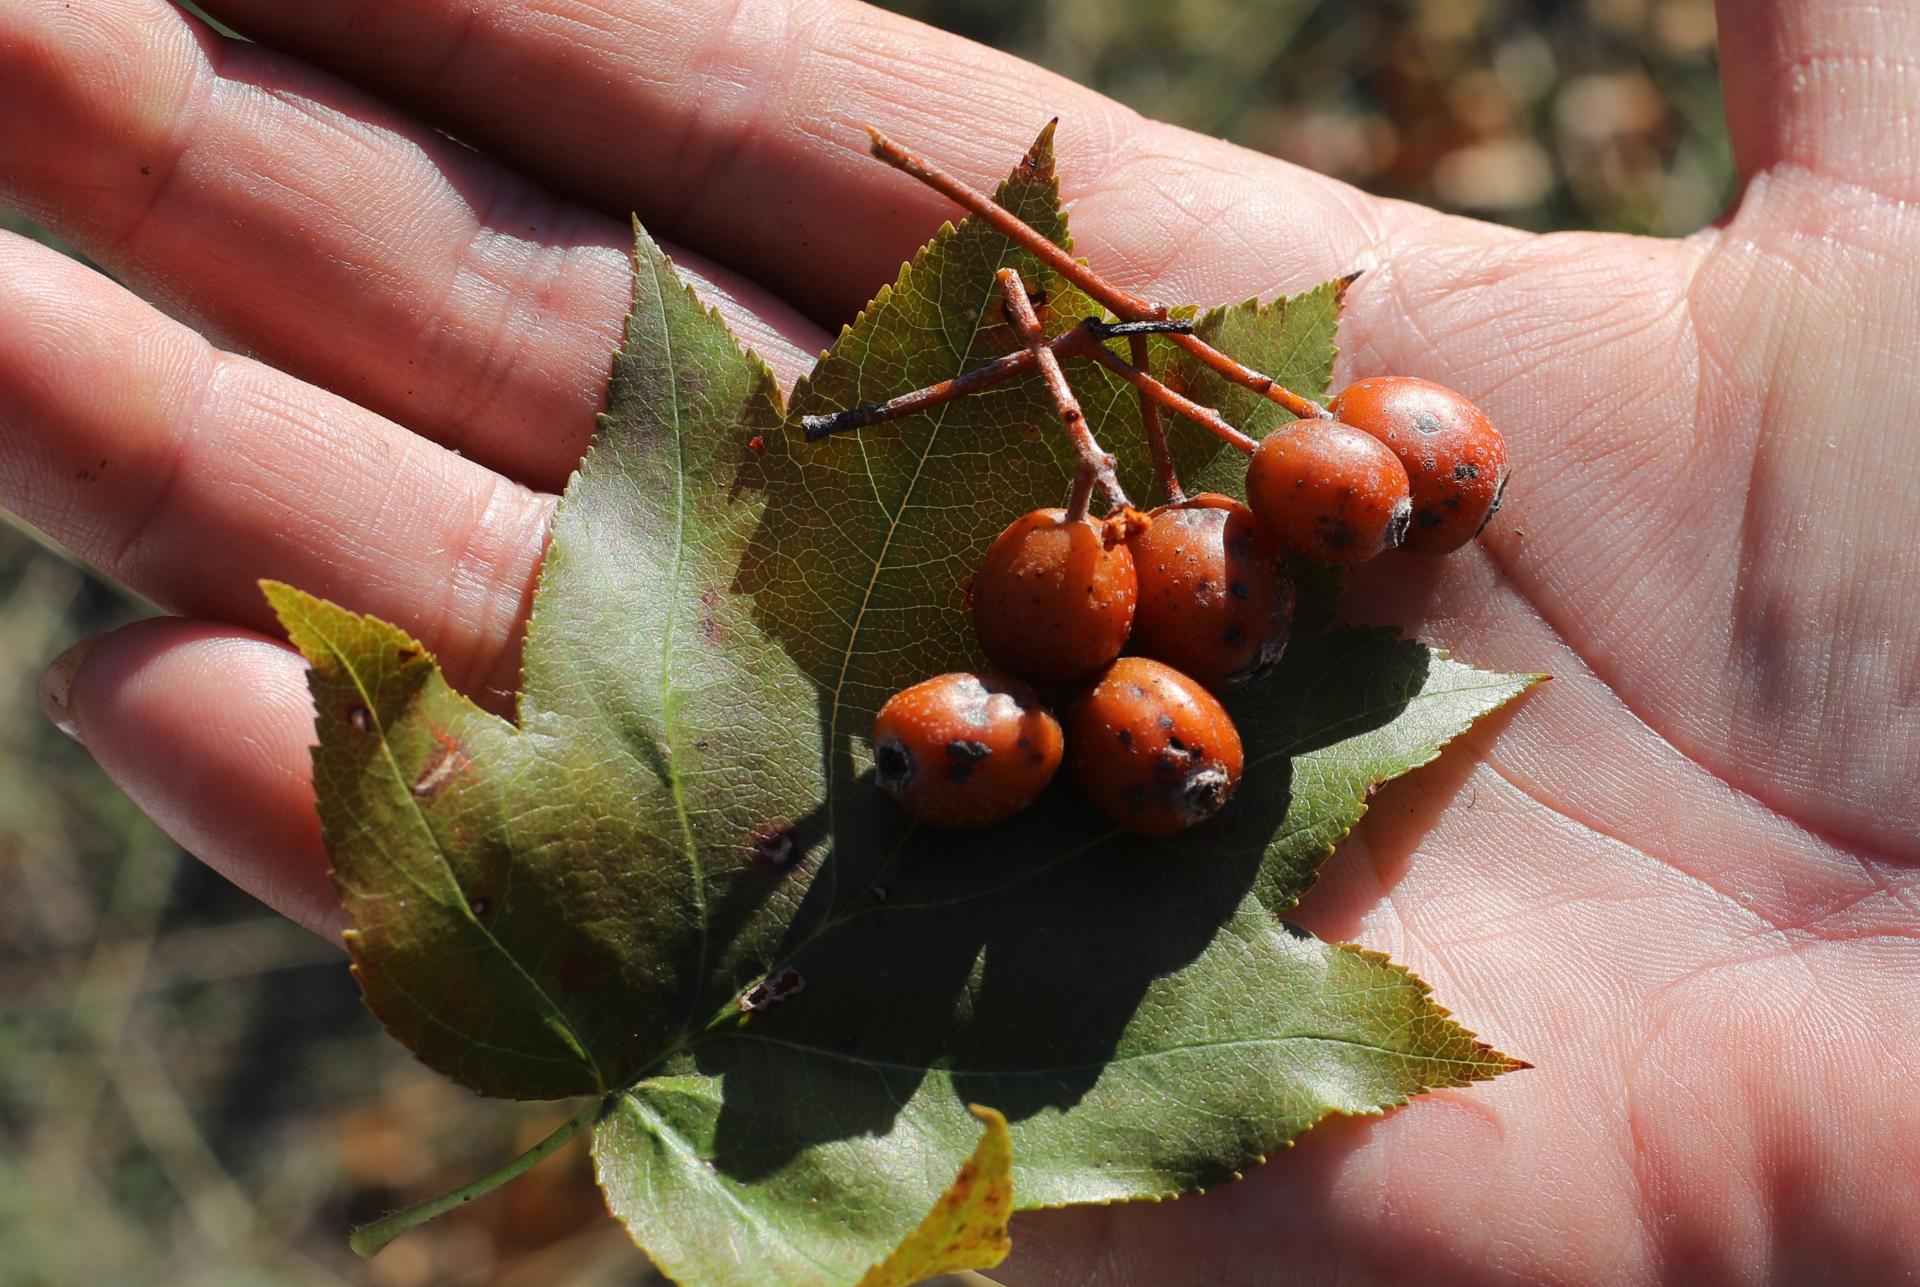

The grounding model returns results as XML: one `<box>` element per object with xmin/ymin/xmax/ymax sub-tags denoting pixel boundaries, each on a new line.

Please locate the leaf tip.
<box><xmin>1023</xmin><ymin>117</ymin><xmax>1059</xmax><ymax>175</ymax></box>
<box><xmin>965</xmin><ymin>1102</ymin><xmax>1009</xmax><ymax>1131</ymax></box>
<box><xmin>259</xmin><ymin>577</ymin><xmax>310</xmax><ymax>625</ymax></box>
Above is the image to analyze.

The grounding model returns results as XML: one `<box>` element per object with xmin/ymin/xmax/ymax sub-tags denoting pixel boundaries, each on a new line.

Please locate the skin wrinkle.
<box><xmin>1374</xmin><ymin>234</ymin><xmax>1913</xmax><ymax>861</ymax></box>
<box><xmin>438</xmin><ymin>476</ymin><xmax>553</xmax><ymax>704</ymax></box>
<box><xmin>102</xmin><ymin>328</ymin><xmax>217</xmax><ymax>582</ymax></box>
<box><xmin>5</xmin><ymin>0</ymin><xmax>833</xmax><ymax>495</ymax></box>
<box><xmin>661</xmin><ymin>0</ymin><xmax>792</xmax><ymax>236</ymax></box>
<box><xmin>1696</xmin><ymin>175</ymin><xmax>1920</xmax><ymax>839</ymax></box>
<box><xmin>1348</xmin><ymin>516</ymin><xmax>1916</xmax><ymax>943</ymax></box>
<box><xmin>1484</xmin><ymin>660</ymin><xmax>1915</xmax><ymax>929</ymax></box>
<box><xmin>422</xmin><ymin>0</ymin><xmax>483</xmax><ymax>103</ymax></box>
<box><xmin>439</xmin><ymin>191</ymin><xmax>597</xmax><ymax>453</ymax></box>
<box><xmin>102</xmin><ymin>17</ymin><xmax>216</xmax><ymax>258</ymax></box>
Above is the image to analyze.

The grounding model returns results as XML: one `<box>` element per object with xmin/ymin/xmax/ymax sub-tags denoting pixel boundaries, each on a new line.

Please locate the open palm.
<box><xmin>5</xmin><ymin>0</ymin><xmax>1917</xmax><ymax>1281</ymax></box>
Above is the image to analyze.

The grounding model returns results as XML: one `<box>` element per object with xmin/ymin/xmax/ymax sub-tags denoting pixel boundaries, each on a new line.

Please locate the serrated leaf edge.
<box><xmin>1008</xmin><ymin>936</ymin><xmax>1529</xmax><ymax>1213</ymax></box>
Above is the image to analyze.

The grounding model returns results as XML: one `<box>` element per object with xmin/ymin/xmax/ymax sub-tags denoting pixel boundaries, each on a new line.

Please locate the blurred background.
<box><xmin>0</xmin><ymin>1</ymin><xmax>1730</xmax><ymax>1283</ymax></box>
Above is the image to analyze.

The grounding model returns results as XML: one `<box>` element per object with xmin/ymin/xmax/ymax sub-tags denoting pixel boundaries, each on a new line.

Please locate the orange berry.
<box><xmin>871</xmin><ymin>672</ymin><xmax>1064</xmax><ymax>828</ymax></box>
<box><xmin>1245</xmin><ymin>420</ymin><xmax>1412</xmax><ymax>564</ymax></box>
<box><xmin>1127</xmin><ymin>494</ymin><xmax>1294</xmax><ymax>691</ymax></box>
<box><xmin>1329</xmin><ymin>377</ymin><xmax>1508</xmax><ymax>554</ymax></box>
<box><xmin>970</xmin><ymin>507</ymin><xmax>1137</xmax><ymax>685</ymax></box>
<box><xmin>1065</xmin><ymin>657</ymin><xmax>1244</xmax><ymax>836</ymax></box>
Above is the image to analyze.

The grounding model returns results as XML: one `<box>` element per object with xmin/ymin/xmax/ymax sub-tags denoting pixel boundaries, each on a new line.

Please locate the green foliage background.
<box><xmin>0</xmin><ymin>2</ymin><xmax>1725</xmax><ymax>1283</ymax></box>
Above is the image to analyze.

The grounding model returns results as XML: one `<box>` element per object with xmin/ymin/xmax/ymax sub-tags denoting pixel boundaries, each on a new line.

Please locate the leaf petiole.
<box><xmin>349</xmin><ymin>1096</ymin><xmax>605</xmax><ymax>1258</ymax></box>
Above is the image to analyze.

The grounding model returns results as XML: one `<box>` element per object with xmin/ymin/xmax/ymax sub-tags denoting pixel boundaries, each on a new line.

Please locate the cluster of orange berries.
<box><xmin>869</xmin><ymin>376</ymin><xmax>1505</xmax><ymax>837</ymax></box>
<box><xmin>820</xmin><ymin>127</ymin><xmax>1508</xmax><ymax>837</ymax></box>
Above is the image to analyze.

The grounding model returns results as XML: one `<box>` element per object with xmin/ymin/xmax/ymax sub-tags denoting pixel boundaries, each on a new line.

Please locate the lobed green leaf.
<box><xmin>273</xmin><ymin>126</ymin><xmax>1537</xmax><ymax>1285</ymax></box>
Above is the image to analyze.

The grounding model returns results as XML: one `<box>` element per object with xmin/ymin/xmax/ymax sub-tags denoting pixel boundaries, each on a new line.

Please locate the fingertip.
<box><xmin>58</xmin><ymin>616</ymin><xmax>347</xmax><ymax>941</ymax></box>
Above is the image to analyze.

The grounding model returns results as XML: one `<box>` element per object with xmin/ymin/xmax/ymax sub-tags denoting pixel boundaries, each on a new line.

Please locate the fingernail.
<box><xmin>38</xmin><ymin>635</ymin><xmax>100</xmax><ymax>744</ymax></box>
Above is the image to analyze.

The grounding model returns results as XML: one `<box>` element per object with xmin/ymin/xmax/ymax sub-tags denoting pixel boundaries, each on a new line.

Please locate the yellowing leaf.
<box><xmin>857</xmin><ymin>1106</ymin><xmax>1013</xmax><ymax>1287</ymax></box>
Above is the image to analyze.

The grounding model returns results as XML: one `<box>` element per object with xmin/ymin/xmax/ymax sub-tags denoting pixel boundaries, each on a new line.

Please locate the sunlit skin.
<box><xmin>3</xmin><ymin>0</ymin><xmax>1917</xmax><ymax>1281</ymax></box>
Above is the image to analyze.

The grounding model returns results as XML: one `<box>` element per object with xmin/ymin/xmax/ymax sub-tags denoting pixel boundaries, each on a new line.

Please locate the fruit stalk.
<box><xmin>349</xmin><ymin>1097</ymin><xmax>602</xmax><ymax>1258</ymax></box>
<box><xmin>1130</xmin><ymin>332</ymin><xmax>1184</xmax><ymax>504</ymax></box>
<box><xmin>998</xmin><ymin>267</ymin><xmax>1127</xmax><ymax>521</ymax></box>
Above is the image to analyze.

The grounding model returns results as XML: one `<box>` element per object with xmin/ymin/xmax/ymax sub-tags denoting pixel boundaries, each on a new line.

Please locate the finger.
<box><xmin>38</xmin><ymin>620</ymin><xmax>344</xmax><ymax>940</ymax></box>
<box><xmin>0</xmin><ymin>0</ymin><xmax>824</xmax><ymax>492</ymax></box>
<box><xmin>1717</xmin><ymin>0</ymin><xmax>1920</xmax><ymax>200</ymax></box>
<box><xmin>0</xmin><ymin>232</ymin><xmax>543</xmax><ymax>704</ymax></box>
<box><xmin>198</xmin><ymin>0</ymin><xmax>1448</xmax><ymax>322</ymax></box>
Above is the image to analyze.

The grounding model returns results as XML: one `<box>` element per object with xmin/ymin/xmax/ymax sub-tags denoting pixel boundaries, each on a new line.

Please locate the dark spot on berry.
<box><xmin>873</xmin><ymin>737</ymin><xmax>914</xmax><ymax>792</ymax></box>
<box><xmin>1316</xmin><ymin>519</ymin><xmax>1354</xmax><ymax>549</ymax></box>
<box><xmin>1455</xmin><ymin>461</ymin><xmax>1479</xmax><ymax>480</ymax></box>
<box><xmin>1223</xmin><ymin>624</ymin><xmax>1245</xmax><ymax>645</ymax></box>
<box><xmin>1122</xmin><ymin>785</ymin><xmax>1149</xmax><ymax>810</ymax></box>
<box><xmin>1228</xmin><ymin>580</ymin><xmax>1250</xmax><ymax>600</ymax></box>
<box><xmin>1158</xmin><ymin>714</ymin><xmax>1175</xmax><ymax>732</ymax></box>
<box><xmin>1442</xmin><ymin>496</ymin><xmax>1462</xmax><ymax>510</ymax></box>
<box><xmin>1117</xmin><ymin>729</ymin><xmax>1134</xmax><ymax>748</ymax></box>
<box><xmin>1476</xmin><ymin>472</ymin><xmax>1510</xmax><ymax>535</ymax></box>
<box><xmin>1129</xmin><ymin>684</ymin><xmax>1147</xmax><ymax>698</ymax></box>
<box><xmin>1413</xmin><ymin>411</ymin><xmax>1444</xmax><ymax>436</ymax></box>
<box><xmin>1416</xmin><ymin>508</ymin><xmax>1443</xmax><ymax>528</ymax></box>
<box><xmin>945</xmin><ymin>739</ymin><xmax>991</xmax><ymax>782</ymax></box>
<box><xmin>1166</xmin><ymin>734</ymin><xmax>1188</xmax><ymax>754</ymax></box>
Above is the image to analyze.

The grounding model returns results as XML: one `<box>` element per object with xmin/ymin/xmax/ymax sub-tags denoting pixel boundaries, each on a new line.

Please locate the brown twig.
<box><xmin>801</xmin><ymin>317</ymin><xmax>1192</xmax><ymax>441</ymax></box>
<box><xmin>998</xmin><ymin>267</ymin><xmax>1127</xmax><ymax>521</ymax></box>
<box><xmin>801</xmin><ymin>346</ymin><xmax>1039</xmax><ymax>441</ymax></box>
<box><xmin>868</xmin><ymin>126</ymin><xmax>1333</xmax><ymax>423</ymax></box>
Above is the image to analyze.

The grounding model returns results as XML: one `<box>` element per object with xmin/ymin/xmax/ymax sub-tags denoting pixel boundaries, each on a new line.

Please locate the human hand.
<box><xmin>4</xmin><ymin>0</ymin><xmax>1916</xmax><ymax>1280</ymax></box>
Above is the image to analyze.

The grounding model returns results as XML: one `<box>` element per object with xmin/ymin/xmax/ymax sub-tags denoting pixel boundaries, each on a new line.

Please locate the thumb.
<box><xmin>1717</xmin><ymin>0</ymin><xmax>1920</xmax><ymax>200</ymax></box>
